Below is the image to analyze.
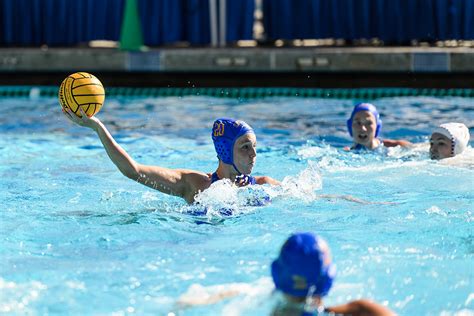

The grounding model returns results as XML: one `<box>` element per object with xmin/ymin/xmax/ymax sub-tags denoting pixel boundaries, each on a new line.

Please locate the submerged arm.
<box><xmin>383</xmin><ymin>139</ymin><xmax>412</xmax><ymax>148</ymax></box>
<box><xmin>326</xmin><ymin>299</ymin><xmax>395</xmax><ymax>316</ymax></box>
<box><xmin>176</xmin><ymin>282</ymin><xmax>254</xmax><ymax>309</ymax></box>
<box><xmin>317</xmin><ymin>194</ymin><xmax>395</xmax><ymax>205</ymax></box>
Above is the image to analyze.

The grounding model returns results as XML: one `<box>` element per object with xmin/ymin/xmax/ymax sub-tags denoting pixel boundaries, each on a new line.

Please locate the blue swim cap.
<box><xmin>347</xmin><ymin>103</ymin><xmax>382</xmax><ymax>137</ymax></box>
<box><xmin>212</xmin><ymin>118</ymin><xmax>255</xmax><ymax>172</ymax></box>
<box><xmin>271</xmin><ymin>232</ymin><xmax>336</xmax><ymax>298</ymax></box>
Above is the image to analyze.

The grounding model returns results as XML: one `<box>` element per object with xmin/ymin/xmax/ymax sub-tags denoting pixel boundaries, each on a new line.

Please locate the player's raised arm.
<box><xmin>63</xmin><ymin>107</ymin><xmax>206</xmax><ymax>202</ymax></box>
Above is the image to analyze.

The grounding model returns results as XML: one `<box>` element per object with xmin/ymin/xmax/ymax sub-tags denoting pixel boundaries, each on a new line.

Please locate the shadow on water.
<box><xmin>56</xmin><ymin>205</ymin><xmax>227</xmax><ymax>227</ymax></box>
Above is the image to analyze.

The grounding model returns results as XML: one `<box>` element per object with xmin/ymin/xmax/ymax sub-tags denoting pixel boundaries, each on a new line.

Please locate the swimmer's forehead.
<box><xmin>430</xmin><ymin>133</ymin><xmax>451</xmax><ymax>141</ymax></box>
<box><xmin>353</xmin><ymin>110</ymin><xmax>376</xmax><ymax>121</ymax></box>
<box><xmin>236</xmin><ymin>133</ymin><xmax>257</xmax><ymax>145</ymax></box>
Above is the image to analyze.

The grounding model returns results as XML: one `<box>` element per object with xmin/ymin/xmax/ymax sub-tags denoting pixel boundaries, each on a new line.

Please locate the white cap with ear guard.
<box><xmin>432</xmin><ymin>123</ymin><xmax>470</xmax><ymax>155</ymax></box>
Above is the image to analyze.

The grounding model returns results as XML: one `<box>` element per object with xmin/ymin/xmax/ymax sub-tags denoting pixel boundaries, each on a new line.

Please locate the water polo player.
<box><xmin>346</xmin><ymin>103</ymin><xmax>411</xmax><ymax>150</ymax></box>
<box><xmin>430</xmin><ymin>122</ymin><xmax>470</xmax><ymax>160</ymax></box>
<box><xmin>211</xmin><ymin>118</ymin><xmax>275</xmax><ymax>186</ymax></box>
<box><xmin>270</xmin><ymin>232</ymin><xmax>394</xmax><ymax>316</ymax></box>
<box><xmin>177</xmin><ymin>232</ymin><xmax>394</xmax><ymax>315</ymax></box>
<box><xmin>63</xmin><ymin>109</ymin><xmax>279</xmax><ymax>204</ymax></box>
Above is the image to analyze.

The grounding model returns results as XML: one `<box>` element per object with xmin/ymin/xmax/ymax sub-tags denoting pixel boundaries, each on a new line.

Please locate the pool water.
<box><xmin>0</xmin><ymin>94</ymin><xmax>473</xmax><ymax>315</ymax></box>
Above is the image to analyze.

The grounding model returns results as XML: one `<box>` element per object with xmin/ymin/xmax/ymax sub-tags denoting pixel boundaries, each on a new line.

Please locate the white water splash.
<box><xmin>189</xmin><ymin>163</ymin><xmax>323</xmax><ymax>217</ymax></box>
<box><xmin>192</xmin><ymin>179</ymin><xmax>240</xmax><ymax>216</ymax></box>
<box><xmin>277</xmin><ymin>162</ymin><xmax>323</xmax><ymax>202</ymax></box>
<box><xmin>394</xmin><ymin>294</ymin><xmax>415</xmax><ymax>309</ymax></box>
<box><xmin>297</xmin><ymin>143</ymin><xmax>339</xmax><ymax>160</ymax></box>
<box><xmin>299</xmin><ymin>142</ymin><xmax>474</xmax><ymax>172</ymax></box>
<box><xmin>438</xmin><ymin>147</ymin><xmax>474</xmax><ymax>169</ymax></box>
<box><xmin>425</xmin><ymin>206</ymin><xmax>448</xmax><ymax>217</ymax></box>
<box><xmin>439</xmin><ymin>309</ymin><xmax>474</xmax><ymax>316</ymax></box>
<box><xmin>465</xmin><ymin>293</ymin><xmax>474</xmax><ymax>307</ymax></box>
<box><xmin>199</xmin><ymin>164</ymin><xmax>322</xmax><ymax>209</ymax></box>
<box><xmin>386</xmin><ymin>143</ymin><xmax>429</xmax><ymax>159</ymax></box>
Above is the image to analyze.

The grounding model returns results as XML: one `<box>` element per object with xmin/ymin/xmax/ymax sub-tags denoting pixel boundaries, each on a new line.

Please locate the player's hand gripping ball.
<box><xmin>59</xmin><ymin>72</ymin><xmax>105</xmax><ymax>117</ymax></box>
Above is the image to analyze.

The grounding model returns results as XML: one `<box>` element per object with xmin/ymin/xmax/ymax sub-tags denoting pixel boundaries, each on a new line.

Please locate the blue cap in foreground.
<box><xmin>347</xmin><ymin>103</ymin><xmax>382</xmax><ymax>137</ymax></box>
<box><xmin>271</xmin><ymin>232</ymin><xmax>336</xmax><ymax>298</ymax></box>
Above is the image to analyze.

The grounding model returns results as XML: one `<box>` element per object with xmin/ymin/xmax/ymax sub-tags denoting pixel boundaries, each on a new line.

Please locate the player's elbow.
<box><xmin>120</xmin><ymin>163</ymin><xmax>140</xmax><ymax>181</ymax></box>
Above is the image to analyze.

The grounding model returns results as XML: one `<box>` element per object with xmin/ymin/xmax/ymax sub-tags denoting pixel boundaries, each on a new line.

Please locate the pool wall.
<box><xmin>1</xmin><ymin>47</ymin><xmax>474</xmax><ymax>88</ymax></box>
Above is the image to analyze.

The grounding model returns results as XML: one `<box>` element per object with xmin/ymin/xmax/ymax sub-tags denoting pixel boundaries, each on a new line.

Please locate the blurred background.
<box><xmin>0</xmin><ymin>0</ymin><xmax>473</xmax><ymax>87</ymax></box>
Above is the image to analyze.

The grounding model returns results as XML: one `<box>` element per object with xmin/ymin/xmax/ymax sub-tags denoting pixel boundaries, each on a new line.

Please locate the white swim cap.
<box><xmin>432</xmin><ymin>123</ymin><xmax>470</xmax><ymax>155</ymax></box>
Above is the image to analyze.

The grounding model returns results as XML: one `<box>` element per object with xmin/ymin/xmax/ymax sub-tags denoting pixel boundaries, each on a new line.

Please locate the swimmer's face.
<box><xmin>352</xmin><ymin>111</ymin><xmax>377</xmax><ymax>146</ymax></box>
<box><xmin>430</xmin><ymin>133</ymin><xmax>453</xmax><ymax>160</ymax></box>
<box><xmin>233</xmin><ymin>133</ymin><xmax>257</xmax><ymax>175</ymax></box>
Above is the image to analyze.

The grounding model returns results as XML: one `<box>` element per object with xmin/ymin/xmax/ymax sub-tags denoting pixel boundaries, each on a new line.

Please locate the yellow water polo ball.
<box><xmin>58</xmin><ymin>72</ymin><xmax>105</xmax><ymax>117</ymax></box>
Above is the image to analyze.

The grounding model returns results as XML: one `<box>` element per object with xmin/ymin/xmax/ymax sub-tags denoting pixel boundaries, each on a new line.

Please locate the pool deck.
<box><xmin>1</xmin><ymin>47</ymin><xmax>473</xmax><ymax>88</ymax></box>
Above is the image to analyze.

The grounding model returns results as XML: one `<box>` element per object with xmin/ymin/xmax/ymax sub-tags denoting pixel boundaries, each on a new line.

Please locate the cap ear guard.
<box><xmin>432</xmin><ymin>122</ymin><xmax>470</xmax><ymax>155</ymax></box>
<box><xmin>314</xmin><ymin>264</ymin><xmax>336</xmax><ymax>296</ymax></box>
<box><xmin>375</xmin><ymin>119</ymin><xmax>382</xmax><ymax>137</ymax></box>
<box><xmin>271</xmin><ymin>261</ymin><xmax>335</xmax><ymax>298</ymax></box>
<box><xmin>347</xmin><ymin>118</ymin><xmax>353</xmax><ymax>137</ymax></box>
<box><xmin>214</xmin><ymin>137</ymin><xmax>232</xmax><ymax>164</ymax></box>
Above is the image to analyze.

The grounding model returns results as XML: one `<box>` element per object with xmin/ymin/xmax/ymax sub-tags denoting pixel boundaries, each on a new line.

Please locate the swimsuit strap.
<box><xmin>211</xmin><ymin>172</ymin><xmax>220</xmax><ymax>184</ymax></box>
<box><xmin>351</xmin><ymin>138</ymin><xmax>383</xmax><ymax>150</ymax></box>
<box><xmin>351</xmin><ymin>143</ymin><xmax>365</xmax><ymax>150</ymax></box>
<box><xmin>211</xmin><ymin>172</ymin><xmax>256</xmax><ymax>186</ymax></box>
<box><xmin>247</xmin><ymin>175</ymin><xmax>257</xmax><ymax>185</ymax></box>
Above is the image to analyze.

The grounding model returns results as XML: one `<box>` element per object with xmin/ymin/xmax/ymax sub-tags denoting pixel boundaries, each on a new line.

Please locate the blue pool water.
<box><xmin>0</xmin><ymin>93</ymin><xmax>473</xmax><ymax>315</ymax></box>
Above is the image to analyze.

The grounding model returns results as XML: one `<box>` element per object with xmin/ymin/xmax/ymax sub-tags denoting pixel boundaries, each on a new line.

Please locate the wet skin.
<box><xmin>351</xmin><ymin>111</ymin><xmax>379</xmax><ymax>149</ymax></box>
<box><xmin>232</xmin><ymin>133</ymin><xmax>257</xmax><ymax>175</ymax></box>
<box><xmin>430</xmin><ymin>133</ymin><xmax>453</xmax><ymax>160</ymax></box>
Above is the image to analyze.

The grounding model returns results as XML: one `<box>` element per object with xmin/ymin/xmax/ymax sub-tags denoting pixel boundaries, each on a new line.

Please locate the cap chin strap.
<box><xmin>232</xmin><ymin>163</ymin><xmax>244</xmax><ymax>176</ymax></box>
<box><xmin>217</xmin><ymin>160</ymin><xmax>244</xmax><ymax>178</ymax></box>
